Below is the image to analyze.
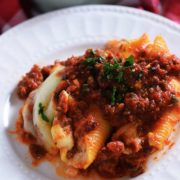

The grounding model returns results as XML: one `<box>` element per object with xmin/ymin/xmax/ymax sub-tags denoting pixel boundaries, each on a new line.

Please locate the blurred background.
<box><xmin>0</xmin><ymin>0</ymin><xmax>180</xmax><ymax>34</ymax></box>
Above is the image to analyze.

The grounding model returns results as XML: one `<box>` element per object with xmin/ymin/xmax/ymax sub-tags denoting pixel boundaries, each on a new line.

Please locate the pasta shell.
<box><xmin>51</xmin><ymin>123</ymin><xmax>74</xmax><ymax>151</ymax></box>
<box><xmin>62</xmin><ymin>105</ymin><xmax>111</xmax><ymax>169</ymax></box>
<box><xmin>105</xmin><ymin>34</ymin><xmax>150</xmax><ymax>59</ymax></box>
<box><xmin>33</xmin><ymin>64</ymin><xmax>64</xmax><ymax>152</ymax></box>
<box><xmin>22</xmin><ymin>90</ymin><xmax>36</xmax><ymax>136</ymax></box>
<box><xmin>148</xmin><ymin>79</ymin><xmax>180</xmax><ymax>150</ymax></box>
<box><xmin>51</xmin><ymin>91</ymin><xmax>74</xmax><ymax>158</ymax></box>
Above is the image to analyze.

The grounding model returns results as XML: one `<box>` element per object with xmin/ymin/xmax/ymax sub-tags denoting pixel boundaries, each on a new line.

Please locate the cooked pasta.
<box><xmin>148</xmin><ymin>79</ymin><xmax>180</xmax><ymax>150</ymax></box>
<box><xmin>22</xmin><ymin>90</ymin><xmax>36</xmax><ymax>136</ymax></box>
<box><xmin>59</xmin><ymin>105</ymin><xmax>110</xmax><ymax>169</ymax></box>
<box><xmin>51</xmin><ymin>91</ymin><xmax>74</xmax><ymax>151</ymax></box>
<box><xmin>32</xmin><ymin>65</ymin><xmax>64</xmax><ymax>152</ymax></box>
<box><xmin>16</xmin><ymin>34</ymin><xmax>180</xmax><ymax>179</ymax></box>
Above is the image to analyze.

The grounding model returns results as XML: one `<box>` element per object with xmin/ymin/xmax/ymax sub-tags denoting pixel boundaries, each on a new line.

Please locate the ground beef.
<box><xmin>41</xmin><ymin>65</ymin><xmax>53</xmax><ymax>79</ymax></box>
<box><xmin>29</xmin><ymin>144</ymin><xmax>47</xmax><ymax>160</ymax></box>
<box><xmin>74</xmin><ymin>114</ymin><xmax>98</xmax><ymax>138</ymax></box>
<box><xmin>57</xmin><ymin>49</ymin><xmax>179</xmax><ymax>124</ymax></box>
<box><xmin>94</xmin><ymin>141</ymin><xmax>152</xmax><ymax>178</ymax></box>
<box><xmin>107</xmin><ymin>141</ymin><xmax>124</xmax><ymax>154</ymax></box>
<box><xmin>17</xmin><ymin>65</ymin><xmax>43</xmax><ymax>99</ymax></box>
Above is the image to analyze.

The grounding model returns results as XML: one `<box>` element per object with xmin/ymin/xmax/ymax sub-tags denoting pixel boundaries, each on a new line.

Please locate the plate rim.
<box><xmin>1</xmin><ymin>4</ymin><xmax>180</xmax><ymax>42</ymax></box>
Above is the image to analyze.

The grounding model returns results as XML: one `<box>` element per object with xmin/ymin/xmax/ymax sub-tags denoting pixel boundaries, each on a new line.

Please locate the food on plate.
<box><xmin>16</xmin><ymin>34</ymin><xmax>180</xmax><ymax>178</ymax></box>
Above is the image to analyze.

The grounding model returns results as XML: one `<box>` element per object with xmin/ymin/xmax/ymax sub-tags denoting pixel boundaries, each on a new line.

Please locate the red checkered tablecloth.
<box><xmin>0</xmin><ymin>0</ymin><xmax>180</xmax><ymax>34</ymax></box>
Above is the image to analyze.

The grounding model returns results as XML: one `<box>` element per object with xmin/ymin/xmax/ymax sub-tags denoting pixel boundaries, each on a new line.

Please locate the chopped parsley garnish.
<box><xmin>110</xmin><ymin>87</ymin><xmax>124</xmax><ymax>105</ymax></box>
<box><xmin>111</xmin><ymin>87</ymin><xmax>117</xmax><ymax>105</ymax></box>
<box><xmin>104</xmin><ymin>63</ymin><xmax>113</xmax><ymax>79</ymax></box>
<box><xmin>103</xmin><ymin>56</ymin><xmax>135</xmax><ymax>81</ymax></box>
<box><xmin>104</xmin><ymin>59</ymin><xmax>121</xmax><ymax>80</ymax></box>
<box><xmin>117</xmin><ymin>94</ymin><xmax>123</xmax><ymax>102</ymax></box>
<box><xmin>124</xmin><ymin>55</ymin><xmax>134</xmax><ymax>67</ymax></box>
<box><xmin>113</xmin><ymin>58</ymin><xmax>119</xmax><ymax>64</ymax></box>
<box><xmin>116</xmin><ymin>71</ymin><xmax>124</xmax><ymax>82</ymax></box>
<box><xmin>99</xmin><ymin>55</ymin><xmax>105</xmax><ymax>61</ymax></box>
<box><xmin>84</xmin><ymin>54</ymin><xmax>134</xmax><ymax>83</ymax></box>
<box><xmin>84</xmin><ymin>57</ymin><xmax>97</xmax><ymax>66</ymax></box>
<box><xmin>89</xmin><ymin>49</ymin><xmax>96</xmax><ymax>56</ymax></box>
<box><xmin>87</xmin><ymin>49</ymin><xmax>104</xmax><ymax>60</ymax></box>
<box><xmin>38</xmin><ymin>103</ymin><xmax>49</xmax><ymax>122</ymax></box>
<box><xmin>84</xmin><ymin>56</ymin><xmax>104</xmax><ymax>67</ymax></box>
<box><xmin>104</xmin><ymin>58</ymin><xmax>123</xmax><ymax>81</ymax></box>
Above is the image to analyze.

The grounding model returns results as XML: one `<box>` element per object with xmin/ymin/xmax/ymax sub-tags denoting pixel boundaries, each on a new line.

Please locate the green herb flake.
<box><xmin>99</xmin><ymin>56</ymin><xmax>105</xmax><ymax>61</ymax></box>
<box><xmin>89</xmin><ymin>49</ymin><xmax>96</xmax><ymax>56</ymax></box>
<box><xmin>113</xmin><ymin>63</ymin><xmax>120</xmax><ymax>69</ymax></box>
<box><xmin>111</xmin><ymin>87</ymin><xmax>117</xmax><ymax>105</ymax></box>
<box><xmin>124</xmin><ymin>55</ymin><xmax>134</xmax><ymax>67</ymax></box>
<box><xmin>116</xmin><ymin>71</ymin><xmax>124</xmax><ymax>82</ymax></box>
<box><xmin>104</xmin><ymin>62</ymin><xmax>112</xmax><ymax>76</ymax></box>
<box><xmin>104</xmin><ymin>59</ymin><xmax>122</xmax><ymax>80</ymax></box>
<box><xmin>84</xmin><ymin>55</ymin><xmax>105</xmax><ymax>67</ymax></box>
<box><xmin>113</xmin><ymin>58</ymin><xmax>118</xmax><ymax>63</ymax></box>
<box><xmin>84</xmin><ymin>57</ymin><xmax>97</xmax><ymax>66</ymax></box>
<box><xmin>113</xmin><ymin>58</ymin><xmax>121</xmax><ymax>68</ymax></box>
<box><xmin>117</xmin><ymin>94</ymin><xmax>123</xmax><ymax>103</ymax></box>
<box><xmin>38</xmin><ymin>103</ymin><xmax>49</xmax><ymax>122</ymax></box>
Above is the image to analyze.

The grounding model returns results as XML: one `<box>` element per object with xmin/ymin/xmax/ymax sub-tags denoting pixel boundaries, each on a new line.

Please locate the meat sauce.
<box><xmin>16</xmin><ymin>114</ymin><xmax>61</xmax><ymax>168</ymax></box>
<box><xmin>17</xmin><ymin>46</ymin><xmax>180</xmax><ymax>178</ymax></box>
<box><xmin>17</xmin><ymin>64</ymin><xmax>54</xmax><ymax>99</ymax></box>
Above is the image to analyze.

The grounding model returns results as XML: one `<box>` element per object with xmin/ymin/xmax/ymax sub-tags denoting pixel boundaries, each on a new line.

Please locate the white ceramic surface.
<box><xmin>0</xmin><ymin>5</ymin><xmax>180</xmax><ymax>180</ymax></box>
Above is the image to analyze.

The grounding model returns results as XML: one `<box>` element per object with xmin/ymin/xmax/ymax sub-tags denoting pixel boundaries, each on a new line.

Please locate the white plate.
<box><xmin>0</xmin><ymin>5</ymin><xmax>180</xmax><ymax>180</ymax></box>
